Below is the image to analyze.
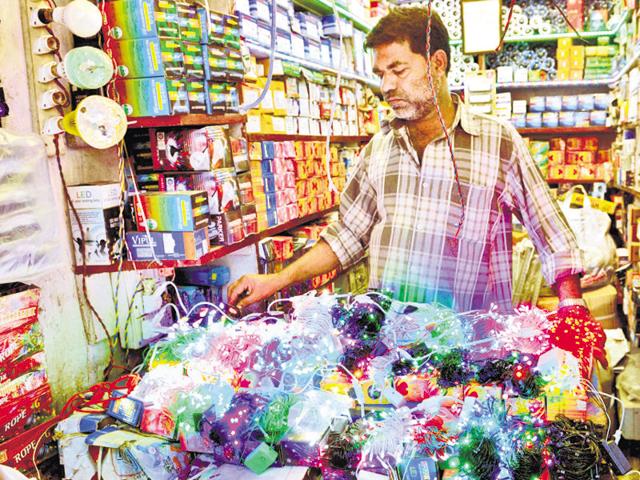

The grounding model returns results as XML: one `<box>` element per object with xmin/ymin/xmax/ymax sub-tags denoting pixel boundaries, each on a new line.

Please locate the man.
<box><xmin>228</xmin><ymin>7</ymin><xmax>586</xmax><ymax>317</ymax></box>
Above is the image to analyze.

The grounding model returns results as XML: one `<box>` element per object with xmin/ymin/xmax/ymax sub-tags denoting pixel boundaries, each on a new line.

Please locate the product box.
<box><xmin>0</xmin><ymin>287</ymin><xmax>40</xmax><ymax>335</ymax></box>
<box><xmin>151</xmin><ymin>126</ymin><xmax>232</xmax><ymax>171</ymax></box>
<box><xmin>114</xmin><ymin>77</ymin><xmax>171</xmax><ymax>117</ymax></box>
<box><xmin>186</xmin><ymin>79</ymin><xmax>208</xmax><ymax>114</ymax></box>
<box><xmin>182</xmin><ymin>42</ymin><xmax>205</xmax><ymax>79</ymax></box>
<box><xmin>547</xmin><ymin>151</ymin><xmax>565</xmax><ymax>166</ymax></box>
<box><xmin>0</xmin><ymin>370</ymin><xmax>48</xmax><ymax>408</ymax></box>
<box><xmin>566</xmin><ymin>151</ymin><xmax>596</xmax><ymax>165</ymax></box>
<box><xmin>0</xmin><ymin>418</ymin><xmax>57</xmax><ymax>474</ymax></box>
<box><xmin>575</xmin><ymin>111</ymin><xmax>591</xmax><ymax>127</ymax></box>
<box><xmin>0</xmin><ymin>320</ymin><xmax>43</xmax><ymax>370</ymax></box>
<box><xmin>102</xmin><ymin>0</ymin><xmax>180</xmax><ymax>40</ymax></box>
<box><xmin>110</xmin><ymin>37</ymin><xmax>184</xmax><ymax>79</ymax></box>
<box><xmin>210</xmin><ymin>210</ymin><xmax>245</xmax><ymax>245</ymax></box>
<box><xmin>542</xmin><ymin>112</ymin><xmax>559</xmax><ymax>128</ymax></box>
<box><xmin>0</xmin><ymin>351</ymin><xmax>46</xmax><ymax>387</ymax></box>
<box><xmin>545</xmin><ymin>96</ymin><xmax>562</xmax><ymax>112</ymax></box>
<box><xmin>526</xmin><ymin>113</ymin><xmax>542</xmax><ymax>128</ymax></box>
<box><xmin>0</xmin><ymin>385</ymin><xmax>53</xmax><ymax>444</ymax></box>
<box><xmin>68</xmin><ymin>183</ymin><xmax>121</xmax><ymax>266</ymax></box>
<box><xmin>559</xmin><ymin>111</ymin><xmax>576</xmax><ymax>127</ymax></box>
<box><xmin>134</xmin><ymin>191</ymin><xmax>210</xmax><ymax>231</ymax></box>
<box><xmin>176</xmin><ymin>1</ymin><xmax>202</xmax><ymax>43</ymax></box>
<box><xmin>125</xmin><ymin>228</ymin><xmax>209</xmax><ymax>261</ymax></box>
<box><xmin>562</xmin><ymin>95</ymin><xmax>579</xmax><ymax>111</ymax></box>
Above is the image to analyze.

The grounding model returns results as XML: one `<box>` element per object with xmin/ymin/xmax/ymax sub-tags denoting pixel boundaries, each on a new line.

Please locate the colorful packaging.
<box><xmin>176</xmin><ymin>1</ymin><xmax>202</xmax><ymax>43</ymax></box>
<box><xmin>0</xmin><ymin>385</ymin><xmax>53</xmax><ymax>443</ymax></box>
<box><xmin>0</xmin><ymin>287</ymin><xmax>40</xmax><ymax>334</ymax></box>
<box><xmin>528</xmin><ymin>97</ymin><xmax>546</xmax><ymax>113</ymax></box>
<box><xmin>559</xmin><ymin>112</ymin><xmax>576</xmax><ymax>127</ymax></box>
<box><xmin>134</xmin><ymin>191</ymin><xmax>210</xmax><ymax>231</ymax></box>
<box><xmin>114</xmin><ymin>77</ymin><xmax>170</xmax><ymax>117</ymax></box>
<box><xmin>110</xmin><ymin>37</ymin><xmax>184</xmax><ymax>79</ymax></box>
<box><xmin>0</xmin><ymin>419</ymin><xmax>57</xmax><ymax>473</ymax></box>
<box><xmin>102</xmin><ymin>0</ymin><xmax>180</xmax><ymax>40</ymax></box>
<box><xmin>561</xmin><ymin>95</ymin><xmax>579</xmax><ymax>111</ymax></box>
<box><xmin>545</xmin><ymin>96</ymin><xmax>562</xmax><ymax>112</ymax></box>
<box><xmin>125</xmin><ymin>228</ymin><xmax>209</xmax><ymax>261</ymax></box>
<box><xmin>151</xmin><ymin>126</ymin><xmax>232</xmax><ymax>171</ymax></box>
<box><xmin>577</xmin><ymin>94</ymin><xmax>595</xmax><ymax>111</ymax></box>
<box><xmin>525</xmin><ymin>113</ymin><xmax>542</xmax><ymax>128</ymax></box>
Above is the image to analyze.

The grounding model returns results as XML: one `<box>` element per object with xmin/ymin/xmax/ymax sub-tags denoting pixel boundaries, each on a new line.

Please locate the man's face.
<box><xmin>372</xmin><ymin>40</ymin><xmax>444</xmax><ymax>121</ymax></box>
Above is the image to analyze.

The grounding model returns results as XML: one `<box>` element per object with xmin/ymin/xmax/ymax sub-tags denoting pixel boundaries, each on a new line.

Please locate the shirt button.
<box><xmin>417</xmin><ymin>223</ymin><xmax>424</xmax><ymax>231</ymax></box>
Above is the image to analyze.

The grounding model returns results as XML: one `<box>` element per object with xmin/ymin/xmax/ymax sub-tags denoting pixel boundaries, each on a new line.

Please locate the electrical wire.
<box><xmin>549</xmin><ymin>0</ymin><xmax>589</xmax><ymax>44</ymax></box>
<box><xmin>496</xmin><ymin>0</ymin><xmax>517</xmax><ymax>52</ymax></box>
<box><xmin>425</xmin><ymin>0</ymin><xmax>465</xmax><ymax>240</ymax></box>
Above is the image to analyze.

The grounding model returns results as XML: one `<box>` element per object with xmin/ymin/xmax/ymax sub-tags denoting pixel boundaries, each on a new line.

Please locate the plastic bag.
<box><xmin>0</xmin><ymin>129</ymin><xmax>64</xmax><ymax>282</ymax></box>
<box><xmin>559</xmin><ymin>185</ymin><xmax>617</xmax><ymax>290</ymax></box>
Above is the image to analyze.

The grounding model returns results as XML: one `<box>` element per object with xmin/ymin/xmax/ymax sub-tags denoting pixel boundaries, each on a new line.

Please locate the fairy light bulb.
<box><xmin>36</xmin><ymin>0</ymin><xmax>102</xmax><ymax>38</ymax></box>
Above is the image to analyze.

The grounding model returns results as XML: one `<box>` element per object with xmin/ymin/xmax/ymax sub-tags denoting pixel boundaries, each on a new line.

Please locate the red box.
<box><xmin>550</xmin><ymin>138</ymin><xmax>566</xmax><ymax>151</ymax></box>
<box><xmin>547</xmin><ymin>150</ymin><xmax>565</xmax><ymax>166</ymax></box>
<box><xmin>0</xmin><ymin>320</ymin><xmax>43</xmax><ymax>371</ymax></box>
<box><xmin>597</xmin><ymin>150</ymin><xmax>611</xmax><ymax>164</ymax></box>
<box><xmin>271</xmin><ymin>236</ymin><xmax>294</xmax><ymax>261</ymax></box>
<box><xmin>0</xmin><ymin>287</ymin><xmax>40</xmax><ymax>335</ymax></box>
<box><xmin>0</xmin><ymin>418</ymin><xmax>57</xmax><ymax>473</ymax></box>
<box><xmin>0</xmin><ymin>385</ymin><xmax>53</xmax><ymax>443</ymax></box>
<box><xmin>0</xmin><ymin>352</ymin><xmax>46</xmax><ymax>387</ymax></box>
<box><xmin>0</xmin><ymin>370</ymin><xmax>48</xmax><ymax>408</ymax></box>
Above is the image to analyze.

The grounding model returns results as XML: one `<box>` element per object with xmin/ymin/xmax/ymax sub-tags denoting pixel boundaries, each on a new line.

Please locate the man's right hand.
<box><xmin>227</xmin><ymin>273</ymin><xmax>285</xmax><ymax>309</ymax></box>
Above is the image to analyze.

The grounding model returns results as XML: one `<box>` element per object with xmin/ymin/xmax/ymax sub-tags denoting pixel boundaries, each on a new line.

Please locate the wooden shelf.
<box><xmin>246</xmin><ymin>134</ymin><xmax>371</xmax><ymax>142</ymax></box>
<box><xmin>74</xmin><ymin>207</ymin><xmax>338</xmax><ymax>275</ymax></box>
<box><xmin>547</xmin><ymin>179</ymin><xmax>607</xmax><ymax>184</ymax></box>
<box><xmin>518</xmin><ymin>126</ymin><xmax>615</xmax><ymax>135</ymax></box>
<box><xmin>127</xmin><ymin>113</ymin><xmax>246</xmax><ymax>129</ymax></box>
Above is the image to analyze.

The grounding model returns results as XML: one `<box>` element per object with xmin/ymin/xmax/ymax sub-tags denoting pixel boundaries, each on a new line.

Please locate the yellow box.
<box><xmin>270</xmin><ymin>80</ymin><xmax>287</xmax><ymax>116</ymax></box>
<box><xmin>570</xmin><ymin>46</ymin><xmax>585</xmax><ymax>60</ymax></box>
<box><xmin>548</xmin><ymin>165</ymin><xmax>565</xmax><ymax>181</ymax></box>
<box><xmin>259</xmin><ymin>114</ymin><xmax>275</xmax><ymax>134</ymax></box>
<box><xmin>556</xmin><ymin>47</ymin><xmax>571</xmax><ymax>60</ymax></box>
<box><xmin>585</xmin><ymin>46</ymin><xmax>599</xmax><ymax>56</ymax></box>
<box><xmin>557</xmin><ymin>68</ymin><xmax>571</xmax><ymax>81</ymax></box>
<box><xmin>570</xmin><ymin>57</ymin><xmax>585</xmax><ymax>69</ymax></box>
<box><xmin>245</xmin><ymin>112</ymin><xmax>262</xmax><ymax>133</ymax></box>
<box><xmin>257</xmin><ymin>78</ymin><xmax>274</xmax><ymax>113</ymax></box>
<box><xmin>558</xmin><ymin>37</ymin><xmax>573</xmax><ymax>49</ymax></box>
<box><xmin>569</xmin><ymin>69</ymin><xmax>584</xmax><ymax>80</ymax></box>
<box><xmin>557</xmin><ymin>58</ymin><xmax>570</xmax><ymax>70</ymax></box>
<box><xmin>563</xmin><ymin>164</ymin><xmax>580</xmax><ymax>179</ymax></box>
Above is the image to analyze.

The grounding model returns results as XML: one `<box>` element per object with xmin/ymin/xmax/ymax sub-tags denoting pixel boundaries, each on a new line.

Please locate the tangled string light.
<box><xmin>110</xmin><ymin>292</ymin><xmax>617</xmax><ymax>478</ymax></box>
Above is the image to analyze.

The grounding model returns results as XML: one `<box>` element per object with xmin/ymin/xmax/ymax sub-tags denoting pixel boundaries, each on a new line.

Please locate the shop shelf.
<box><xmin>246</xmin><ymin>133</ymin><xmax>371</xmax><ymax>142</ymax></box>
<box><xmin>449</xmin><ymin>10</ymin><xmax>629</xmax><ymax>47</ymax></box>
<box><xmin>74</xmin><ymin>207</ymin><xmax>338</xmax><ymax>275</ymax></box>
<box><xmin>127</xmin><ymin>113</ymin><xmax>246</xmax><ymax>129</ymax></box>
<box><xmin>547</xmin><ymin>178</ymin><xmax>607</xmax><ymax>184</ymax></box>
<box><xmin>245</xmin><ymin>42</ymin><xmax>380</xmax><ymax>89</ymax></box>
<box><xmin>518</xmin><ymin>126</ymin><xmax>615</xmax><ymax>135</ymax></box>
<box><xmin>292</xmin><ymin>0</ymin><xmax>374</xmax><ymax>32</ymax></box>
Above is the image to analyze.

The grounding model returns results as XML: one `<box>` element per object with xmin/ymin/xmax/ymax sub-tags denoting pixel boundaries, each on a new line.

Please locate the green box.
<box><xmin>243</xmin><ymin>442</ymin><xmax>277</xmax><ymax>474</ymax></box>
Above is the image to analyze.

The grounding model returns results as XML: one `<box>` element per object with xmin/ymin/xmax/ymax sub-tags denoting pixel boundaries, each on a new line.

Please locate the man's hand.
<box><xmin>227</xmin><ymin>273</ymin><xmax>285</xmax><ymax>309</ymax></box>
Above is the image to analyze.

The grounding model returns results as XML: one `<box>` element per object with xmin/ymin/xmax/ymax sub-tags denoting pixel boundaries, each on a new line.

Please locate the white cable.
<box><xmin>324</xmin><ymin>0</ymin><xmax>345</xmax><ymax>193</ymax></box>
<box><xmin>150</xmin><ymin>281</ymin><xmax>189</xmax><ymax>314</ymax></box>
<box><xmin>186</xmin><ymin>300</ymin><xmax>234</xmax><ymax>323</ymax></box>
<box><xmin>238</xmin><ymin>0</ymin><xmax>278</xmax><ymax>112</ymax></box>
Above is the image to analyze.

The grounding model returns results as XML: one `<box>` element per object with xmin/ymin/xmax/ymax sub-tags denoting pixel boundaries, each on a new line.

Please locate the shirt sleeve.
<box><xmin>320</xmin><ymin>143</ymin><xmax>379</xmax><ymax>270</ymax></box>
<box><xmin>503</xmin><ymin>126</ymin><xmax>584</xmax><ymax>285</ymax></box>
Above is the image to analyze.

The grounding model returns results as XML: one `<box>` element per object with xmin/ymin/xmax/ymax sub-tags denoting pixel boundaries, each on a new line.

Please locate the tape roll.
<box><xmin>539</xmin><ymin>23</ymin><xmax>552</xmax><ymax>34</ymax></box>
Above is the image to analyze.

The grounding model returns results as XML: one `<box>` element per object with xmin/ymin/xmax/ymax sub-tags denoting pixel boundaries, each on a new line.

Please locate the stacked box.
<box><xmin>513</xmin><ymin>93</ymin><xmax>610</xmax><ymax>128</ymax></box>
<box><xmin>104</xmin><ymin>0</ymin><xmax>243</xmax><ymax>116</ymax></box>
<box><xmin>67</xmin><ymin>183</ymin><xmax>122</xmax><ymax>267</ymax></box>
<box><xmin>544</xmin><ymin>136</ymin><xmax>612</xmax><ymax>182</ymax></box>
<box><xmin>584</xmin><ymin>40</ymin><xmax>617</xmax><ymax>80</ymax></box>
<box><xmin>0</xmin><ymin>287</ymin><xmax>57</xmax><ymax>475</ymax></box>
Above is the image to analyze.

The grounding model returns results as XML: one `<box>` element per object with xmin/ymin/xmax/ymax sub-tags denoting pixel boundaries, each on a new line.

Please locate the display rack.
<box><xmin>246</xmin><ymin>133</ymin><xmax>371</xmax><ymax>142</ymax></box>
<box><xmin>127</xmin><ymin>113</ymin><xmax>246</xmax><ymax>129</ymax></box>
<box><xmin>245</xmin><ymin>42</ymin><xmax>379</xmax><ymax>89</ymax></box>
<box><xmin>292</xmin><ymin>0</ymin><xmax>374</xmax><ymax>32</ymax></box>
<box><xmin>518</xmin><ymin>126</ymin><xmax>616</xmax><ymax>135</ymax></box>
<box><xmin>74</xmin><ymin>207</ymin><xmax>338</xmax><ymax>275</ymax></box>
<box><xmin>547</xmin><ymin>179</ymin><xmax>607</xmax><ymax>184</ymax></box>
<box><xmin>449</xmin><ymin>9</ymin><xmax>630</xmax><ymax>46</ymax></box>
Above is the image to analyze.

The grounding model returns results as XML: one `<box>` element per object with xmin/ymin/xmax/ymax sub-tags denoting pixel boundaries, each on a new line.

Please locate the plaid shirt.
<box><xmin>321</xmin><ymin>96</ymin><xmax>583</xmax><ymax>312</ymax></box>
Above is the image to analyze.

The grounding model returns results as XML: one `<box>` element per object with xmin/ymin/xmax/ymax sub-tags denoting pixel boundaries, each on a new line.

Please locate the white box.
<box><xmin>496</xmin><ymin>66</ymin><xmax>514</xmax><ymax>83</ymax></box>
<box><xmin>514</xmin><ymin>68</ymin><xmax>529</xmax><ymax>83</ymax></box>
<box><xmin>67</xmin><ymin>183</ymin><xmax>120</xmax><ymax>210</ymax></box>
<box><xmin>513</xmin><ymin>100</ymin><xmax>528</xmax><ymax>114</ymax></box>
<box><xmin>70</xmin><ymin>207</ymin><xmax>120</xmax><ymax>266</ymax></box>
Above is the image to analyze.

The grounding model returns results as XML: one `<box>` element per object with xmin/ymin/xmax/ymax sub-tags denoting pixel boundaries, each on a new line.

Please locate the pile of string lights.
<box><xmin>90</xmin><ymin>291</ymin><xmax>628</xmax><ymax>479</ymax></box>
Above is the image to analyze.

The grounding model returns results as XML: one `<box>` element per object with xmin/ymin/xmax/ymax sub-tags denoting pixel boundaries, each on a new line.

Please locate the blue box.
<box><xmin>594</xmin><ymin>93</ymin><xmax>610</xmax><ymax>110</ymax></box>
<box><xmin>562</xmin><ymin>96</ymin><xmax>579</xmax><ymax>111</ymax></box>
<box><xmin>511</xmin><ymin>114</ymin><xmax>526</xmax><ymax>129</ymax></box>
<box><xmin>261</xmin><ymin>141</ymin><xmax>275</xmax><ymax>159</ymax></box>
<box><xmin>529</xmin><ymin>96</ymin><xmax>546</xmax><ymax>113</ymax></box>
<box><xmin>575</xmin><ymin>111</ymin><xmax>591</xmax><ymax>126</ymax></box>
<box><xmin>543</xmin><ymin>112</ymin><xmax>559</xmax><ymax>128</ymax></box>
<box><xmin>260</xmin><ymin>159</ymin><xmax>273</xmax><ymax>174</ymax></box>
<box><xmin>265</xmin><ymin>192</ymin><xmax>277</xmax><ymax>210</ymax></box>
<box><xmin>526</xmin><ymin>113</ymin><xmax>542</xmax><ymax>128</ymax></box>
<box><xmin>125</xmin><ymin>228</ymin><xmax>209</xmax><ymax>261</ymax></box>
<box><xmin>578</xmin><ymin>94</ymin><xmax>595</xmax><ymax>111</ymax></box>
<box><xmin>266</xmin><ymin>208</ymin><xmax>278</xmax><ymax>227</ymax></box>
<box><xmin>559</xmin><ymin>111</ymin><xmax>576</xmax><ymax>127</ymax></box>
<box><xmin>590</xmin><ymin>111</ymin><xmax>607</xmax><ymax>126</ymax></box>
<box><xmin>111</xmin><ymin>37</ymin><xmax>185</xmax><ymax>79</ymax></box>
<box><xmin>545</xmin><ymin>96</ymin><xmax>562</xmax><ymax>112</ymax></box>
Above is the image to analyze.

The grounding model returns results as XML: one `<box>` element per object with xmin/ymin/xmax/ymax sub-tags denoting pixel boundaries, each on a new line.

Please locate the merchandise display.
<box><xmin>3</xmin><ymin>0</ymin><xmax>640</xmax><ymax>477</ymax></box>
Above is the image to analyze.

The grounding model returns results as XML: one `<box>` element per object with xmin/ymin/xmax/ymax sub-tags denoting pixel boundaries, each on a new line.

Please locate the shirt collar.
<box><xmin>386</xmin><ymin>93</ymin><xmax>481</xmax><ymax>137</ymax></box>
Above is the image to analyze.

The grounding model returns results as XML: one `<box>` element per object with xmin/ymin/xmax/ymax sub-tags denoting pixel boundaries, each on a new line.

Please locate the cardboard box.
<box><xmin>134</xmin><ymin>191</ymin><xmax>210</xmax><ymax>231</ymax></box>
<box><xmin>0</xmin><ymin>320</ymin><xmax>43</xmax><ymax>370</ymax></box>
<box><xmin>0</xmin><ymin>287</ymin><xmax>40</xmax><ymax>335</ymax></box>
<box><xmin>0</xmin><ymin>418</ymin><xmax>57</xmax><ymax>474</ymax></box>
<box><xmin>0</xmin><ymin>385</ymin><xmax>53</xmax><ymax>444</ymax></box>
<box><xmin>102</xmin><ymin>0</ymin><xmax>179</xmax><ymax>40</ymax></box>
<box><xmin>68</xmin><ymin>184</ymin><xmax>121</xmax><ymax>266</ymax></box>
<box><xmin>114</xmin><ymin>77</ymin><xmax>171</xmax><ymax>117</ymax></box>
<box><xmin>110</xmin><ymin>37</ymin><xmax>185</xmax><ymax>79</ymax></box>
<box><xmin>125</xmin><ymin>228</ymin><xmax>209</xmax><ymax>261</ymax></box>
<box><xmin>150</xmin><ymin>126</ymin><xmax>232</xmax><ymax>171</ymax></box>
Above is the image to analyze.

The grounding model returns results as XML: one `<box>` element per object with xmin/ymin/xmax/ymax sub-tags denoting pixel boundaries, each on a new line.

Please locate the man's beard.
<box><xmin>386</xmin><ymin>78</ymin><xmax>438</xmax><ymax>121</ymax></box>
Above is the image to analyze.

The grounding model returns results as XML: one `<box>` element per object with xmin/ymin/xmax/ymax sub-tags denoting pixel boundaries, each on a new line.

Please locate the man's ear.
<box><xmin>430</xmin><ymin>49</ymin><xmax>449</xmax><ymax>74</ymax></box>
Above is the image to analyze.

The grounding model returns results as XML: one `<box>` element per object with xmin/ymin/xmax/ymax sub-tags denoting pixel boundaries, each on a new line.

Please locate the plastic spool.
<box><xmin>62</xmin><ymin>46</ymin><xmax>114</xmax><ymax>90</ymax></box>
<box><xmin>539</xmin><ymin>23</ymin><xmax>552</xmax><ymax>34</ymax></box>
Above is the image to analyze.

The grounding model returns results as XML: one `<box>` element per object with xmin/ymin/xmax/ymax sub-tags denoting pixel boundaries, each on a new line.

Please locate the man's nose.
<box><xmin>381</xmin><ymin>74</ymin><xmax>397</xmax><ymax>97</ymax></box>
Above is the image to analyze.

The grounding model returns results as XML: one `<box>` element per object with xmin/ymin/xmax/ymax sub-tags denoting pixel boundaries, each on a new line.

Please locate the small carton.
<box><xmin>125</xmin><ymin>228</ymin><xmax>209</xmax><ymax>261</ymax></box>
<box><xmin>134</xmin><ymin>191</ymin><xmax>210</xmax><ymax>232</ymax></box>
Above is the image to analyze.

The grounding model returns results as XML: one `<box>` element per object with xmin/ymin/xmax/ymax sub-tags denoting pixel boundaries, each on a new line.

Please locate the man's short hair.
<box><xmin>365</xmin><ymin>7</ymin><xmax>451</xmax><ymax>73</ymax></box>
